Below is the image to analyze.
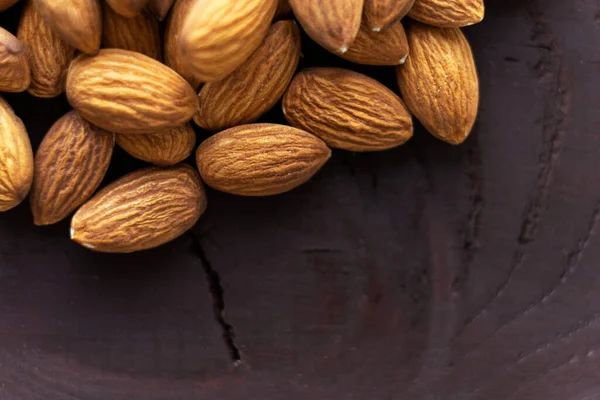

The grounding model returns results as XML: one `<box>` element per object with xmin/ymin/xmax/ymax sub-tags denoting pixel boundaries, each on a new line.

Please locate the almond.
<box><xmin>194</xmin><ymin>20</ymin><xmax>301</xmax><ymax>131</ymax></box>
<box><xmin>33</xmin><ymin>0</ymin><xmax>102</xmax><ymax>55</ymax></box>
<box><xmin>66</xmin><ymin>49</ymin><xmax>198</xmax><ymax>134</ymax></box>
<box><xmin>196</xmin><ymin>123</ymin><xmax>331</xmax><ymax>196</ymax></box>
<box><xmin>17</xmin><ymin>0</ymin><xmax>75</xmax><ymax>98</ymax></box>
<box><xmin>103</xmin><ymin>4</ymin><xmax>161</xmax><ymax>60</ymax></box>
<box><xmin>274</xmin><ymin>0</ymin><xmax>292</xmax><ymax>19</ymax></box>
<box><xmin>164</xmin><ymin>0</ymin><xmax>200</xmax><ymax>89</ymax></box>
<box><xmin>290</xmin><ymin>0</ymin><xmax>363</xmax><ymax>54</ymax></box>
<box><xmin>364</xmin><ymin>0</ymin><xmax>414</xmax><ymax>31</ymax></box>
<box><xmin>30</xmin><ymin>110</ymin><xmax>114</xmax><ymax>226</ymax></box>
<box><xmin>178</xmin><ymin>0</ymin><xmax>277</xmax><ymax>82</ymax></box>
<box><xmin>408</xmin><ymin>0</ymin><xmax>484</xmax><ymax>28</ymax></box>
<box><xmin>148</xmin><ymin>0</ymin><xmax>175</xmax><ymax>20</ymax></box>
<box><xmin>0</xmin><ymin>97</ymin><xmax>33</xmax><ymax>212</ymax></box>
<box><xmin>71</xmin><ymin>164</ymin><xmax>207</xmax><ymax>253</ymax></box>
<box><xmin>283</xmin><ymin>68</ymin><xmax>413</xmax><ymax>152</ymax></box>
<box><xmin>341</xmin><ymin>17</ymin><xmax>409</xmax><ymax>66</ymax></box>
<box><xmin>116</xmin><ymin>124</ymin><xmax>196</xmax><ymax>166</ymax></box>
<box><xmin>0</xmin><ymin>0</ymin><xmax>19</xmax><ymax>12</ymax></box>
<box><xmin>106</xmin><ymin>0</ymin><xmax>149</xmax><ymax>18</ymax></box>
<box><xmin>397</xmin><ymin>23</ymin><xmax>478</xmax><ymax>145</ymax></box>
<box><xmin>0</xmin><ymin>27</ymin><xmax>30</xmax><ymax>92</ymax></box>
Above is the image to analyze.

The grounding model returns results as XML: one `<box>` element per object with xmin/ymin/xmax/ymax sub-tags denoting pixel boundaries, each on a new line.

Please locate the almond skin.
<box><xmin>341</xmin><ymin>17</ymin><xmax>409</xmax><ymax>66</ymax></box>
<box><xmin>196</xmin><ymin>123</ymin><xmax>331</xmax><ymax>196</ymax></box>
<box><xmin>33</xmin><ymin>0</ymin><xmax>102</xmax><ymax>55</ymax></box>
<box><xmin>103</xmin><ymin>4</ymin><xmax>161</xmax><ymax>60</ymax></box>
<box><xmin>116</xmin><ymin>124</ymin><xmax>196</xmax><ymax>166</ymax></box>
<box><xmin>0</xmin><ymin>97</ymin><xmax>33</xmax><ymax>212</ymax></box>
<box><xmin>364</xmin><ymin>0</ymin><xmax>414</xmax><ymax>31</ymax></box>
<box><xmin>30</xmin><ymin>110</ymin><xmax>114</xmax><ymax>226</ymax></box>
<box><xmin>164</xmin><ymin>0</ymin><xmax>200</xmax><ymax>89</ymax></box>
<box><xmin>178</xmin><ymin>0</ymin><xmax>278</xmax><ymax>82</ymax></box>
<box><xmin>17</xmin><ymin>0</ymin><xmax>75</xmax><ymax>98</ymax></box>
<box><xmin>397</xmin><ymin>23</ymin><xmax>479</xmax><ymax>145</ymax></box>
<box><xmin>0</xmin><ymin>0</ymin><xmax>19</xmax><ymax>12</ymax></box>
<box><xmin>148</xmin><ymin>0</ymin><xmax>175</xmax><ymax>20</ymax></box>
<box><xmin>274</xmin><ymin>0</ymin><xmax>292</xmax><ymax>19</ymax></box>
<box><xmin>71</xmin><ymin>164</ymin><xmax>207</xmax><ymax>253</ymax></box>
<box><xmin>66</xmin><ymin>49</ymin><xmax>198</xmax><ymax>134</ymax></box>
<box><xmin>0</xmin><ymin>27</ymin><xmax>30</xmax><ymax>92</ymax></box>
<box><xmin>283</xmin><ymin>68</ymin><xmax>413</xmax><ymax>152</ymax></box>
<box><xmin>408</xmin><ymin>0</ymin><xmax>484</xmax><ymax>28</ymax></box>
<box><xmin>106</xmin><ymin>0</ymin><xmax>149</xmax><ymax>18</ymax></box>
<box><xmin>194</xmin><ymin>20</ymin><xmax>301</xmax><ymax>131</ymax></box>
<box><xmin>290</xmin><ymin>0</ymin><xmax>363</xmax><ymax>54</ymax></box>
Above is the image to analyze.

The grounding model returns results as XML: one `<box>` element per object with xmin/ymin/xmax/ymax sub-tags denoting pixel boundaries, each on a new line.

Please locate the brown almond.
<box><xmin>290</xmin><ymin>0</ymin><xmax>363</xmax><ymax>54</ymax></box>
<box><xmin>106</xmin><ymin>0</ymin><xmax>149</xmax><ymax>18</ymax></box>
<box><xmin>0</xmin><ymin>96</ymin><xmax>33</xmax><ymax>212</ymax></box>
<box><xmin>164</xmin><ymin>0</ymin><xmax>200</xmax><ymax>89</ymax></box>
<box><xmin>17</xmin><ymin>0</ymin><xmax>75</xmax><ymax>98</ymax></box>
<box><xmin>397</xmin><ymin>23</ymin><xmax>479</xmax><ymax>145</ymax></box>
<box><xmin>71</xmin><ymin>164</ymin><xmax>207</xmax><ymax>253</ymax></box>
<box><xmin>364</xmin><ymin>0</ymin><xmax>414</xmax><ymax>31</ymax></box>
<box><xmin>274</xmin><ymin>0</ymin><xmax>292</xmax><ymax>19</ymax></box>
<box><xmin>0</xmin><ymin>0</ymin><xmax>19</xmax><ymax>12</ymax></box>
<box><xmin>0</xmin><ymin>27</ymin><xmax>30</xmax><ymax>92</ymax></box>
<box><xmin>30</xmin><ymin>110</ymin><xmax>114</xmax><ymax>226</ymax></box>
<box><xmin>178</xmin><ymin>0</ymin><xmax>278</xmax><ymax>82</ymax></box>
<box><xmin>283</xmin><ymin>68</ymin><xmax>413</xmax><ymax>152</ymax></box>
<box><xmin>66</xmin><ymin>49</ymin><xmax>198</xmax><ymax>134</ymax></box>
<box><xmin>194</xmin><ymin>20</ymin><xmax>301</xmax><ymax>131</ymax></box>
<box><xmin>116</xmin><ymin>124</ymin><xmax>196</xmax><ymax>166</ymax></box>
<box><xmin>408</xmin><ymin>0</ymin><xmax>484</xmax><ymax>28</ymax></box>
<box><xmin>196</xmin><ymin>123</ymin><xmax>331</xmax><ymax>196</ymax></box>
<box><xmin>103</xmin><ymin>4</ymin><xmax>161</xmax><ymax>60</ymax></box>
<box><xmin>148</xmin><ymin>0</ymin><xmax>174</xmax><ymax>20</ymax></box>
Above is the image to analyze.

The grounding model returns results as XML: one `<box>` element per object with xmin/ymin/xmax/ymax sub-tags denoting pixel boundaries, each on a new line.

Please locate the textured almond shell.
<box><xmin>194</xmin><ymin>20</ymin><xmax>301</xmax><ymax>131</ymax></box>
<box><xmin>106</xmin><ymin>0</ymin><xmax>149</xmax><ymax>17</ymax></box>
<box><xmin>71</xmin><ymin>164</ymin><xmax>206</xmax><ymax>253</ymax></box>
<box><xmin>148</xmin><ymin>0</ymin><xmax>175</xmax><ymax>20</ymax></box>
<box><xmin>0</xmin><ymin>97</ymin><xmax>33</xmax><ymax>212</ymax></box>
<box><xmin>196</xmin><ymin>123</ymin><xmax>331</xmax><ymax>196</ymax></box>
<box><xmin>103</xmin><ymin>4</ymin><xmax>161</xmax><ymax>60</ymax></box>
<box><xmin>341</xmin><ymin>17</ymin><xmax>409</xmax><ymax>66</ymax></box>
<box><xmin>179</xmin><ymin>0</ymin><xmax>278</xmax><ymax>82</ymax></box>
<box><xmin>0</xmin><ymin>26</ymin><xmax>30</xmax><ymax>92</ymax></box>
<box><xmin>116</xmin><ymin>124</ymin><xmax>196</xmax><ymax>166</ymax></box>
<box><xmin>30</xmin><ymin>110</ymin><xmax>114</xmax><ymax>226</ymax></box>
<box><xmin>66</xmin><ymin>49</ymin><xmax>198</xmax><ymax>134</ymax></box>
<box><xmin>33</xmin><ymin>0</ymin><xmax>102</xmax><ymax>55</ymax></box>
<box><xmin>364</xmin><ymin>0</ymin><xmax>414</xmax><ymax>31</ymax></box>
<box><xmin>164</xmin><ymin>0</ymin><xmax>200</xmax><ymax>89</ymax></box>
<box><xmin>17</xmin><ymin>0</ymin><xmax>75</xmax><ymax>98</ymax></box>
<box><xmin>283</xmin><ymin>68</ymin><xmax>413</xmax><ymax>152</ymax></box>
<box><xmin>408</xmin><ymin>0</ymin><xmax>484</xmax><ymax>27</ymax></box>
<box><xmin>0</xmin><ymin>0</ymin><xmax>19</xmax><ymax>12</ymax></box>
<box><xmin>290</xmin><ymin>0</ymin><xmax>363</xmax><ymax>54</ymax></box>
<box><xmin>274</xmin><ymin>0</ymin><xmax>292</xmax><ymax>19</ymax></box>
<box><xmin>397</xmin><ymin>23</ymin><xmax>479</xmax><ymax>145</ymax></box>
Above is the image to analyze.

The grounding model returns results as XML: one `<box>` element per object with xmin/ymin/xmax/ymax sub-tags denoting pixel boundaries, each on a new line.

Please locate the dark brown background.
<box><xmin>1</xmin><ymin>0</ymin><xmax>598</xmax><ymax>398</ymax></box>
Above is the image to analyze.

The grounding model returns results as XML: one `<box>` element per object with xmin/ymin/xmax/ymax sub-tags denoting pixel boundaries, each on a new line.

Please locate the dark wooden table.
<box><xmin>1</xmin><ymin>0</ymin><xmax>598</xmax><ymax>398</ymax></box>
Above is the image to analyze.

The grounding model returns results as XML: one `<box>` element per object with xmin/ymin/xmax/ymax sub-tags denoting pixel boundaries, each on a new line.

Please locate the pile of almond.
<box><xmin>0</xmin><ymin>0</ymin><xmax>483</xmax><ymax>253</ymax></box>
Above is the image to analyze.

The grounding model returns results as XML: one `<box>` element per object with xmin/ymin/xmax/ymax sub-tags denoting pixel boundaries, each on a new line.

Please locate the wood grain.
<box><xmin>0</xmin><ymin>26</ymin><xmax>30</xmax><ymax>92</ymax></box>
<box><xmin>103</xmin><ymin>4</ymin><xmax>161</xmax><ymax>60</ymax></box>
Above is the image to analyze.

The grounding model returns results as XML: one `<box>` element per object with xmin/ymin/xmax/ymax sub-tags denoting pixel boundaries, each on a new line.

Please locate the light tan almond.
<box><xmin>33</xmin><ymin>0</ymin><xmax>102</xmax><ymax>55</ymax></box>
<box><xmin>196</xmin><ymin>123</ymin><xmax>331</xmax><ymax>196</ymax></box>
<box><xmin>103</xmin><ymin>4</ymin><xmax>161</xmax><ymax>60</ymax></box>
<box><xmin>0</xmin><ymin>27</ymin><xmax>30</xmax><ymax>92</ymax></box>
<box><xmin>164</xmin><ymin>0</ymin><xmax>200</xmax><ymax>89</ymax></box>
<box><xmin>178</xmin><ymin>0</ymin><xmax>278</xmax><ymax>82</ymax></box>
<box><xmin>0</xmin><ymin>0</ymin><xmax>19</xmax><ymax>12</ymax></box>
<box><xmin>148</xmin><ymin>0</ymin><xmax>174</xmax><ymax>20</ymax></box>
<box><xmin>274</xmin><ymin>0</ymin><xmax>292</xmax><ymax>19</ymax></box>
<box><xmin>30</xmin><ymin>110</ymin><xmax>114</xmax><ymax>226</ymax></box>
<box><xmin>364</xmin><ymin>0</ymin><xmax>414</xmax><ymax>31</ymax></box>
<box><xmin>17</xmin><ymin>0</ymin><xmax>75</xmax><ymax>98</ymax></box>
<box><xmin>106</xmin><ymin>0</ymin><xmax>149</xmax><ymax>18</ymax></box>
<box><xmin>116</xmin><ymin>124</ymin><xmax>196</xmax><ymax>166</ymax></box>
<box><xmin>409</xmin><ymin>0</ymin><xmax>484</xmax><ymax>27</ymax></box>
<box><xmin>194</xmin><ymin>20</ymin><xmax>301</xmax><ymax>131</ymax></box>
<box><xmin>71</xmin><ymin>164</ymin><xmax>207</xmax><ymax>253</ymax></box>
<box><xmin>66</xmin><ymin>49</ymin><xmax>198</xmax><ymax>134</ymax></box>
<box><xmin>290</xmin><ymin>0</ymin><xmax>363</xmax><ymax>54</ymax></box>
<box><xmin>283</xmin><ymin>68</ymin><xmax>413</xmax><ymax>152</ymax></box>
<box><xmin>0</xmin><ymin>97</ymin><xmax>33</xmax><ymax>212</ymax></box>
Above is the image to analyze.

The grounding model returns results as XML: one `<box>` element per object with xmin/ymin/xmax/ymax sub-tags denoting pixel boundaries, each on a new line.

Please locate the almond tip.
<box><xmin>400</xmin><ymin>54</ymin><xmax>408</xmax><ymax>64</ymax></box>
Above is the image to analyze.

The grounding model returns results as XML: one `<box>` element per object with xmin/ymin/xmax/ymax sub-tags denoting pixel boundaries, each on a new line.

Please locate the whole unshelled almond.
<box><xmin>66</xmin><ymin>49</ymin><xmax>197</xmax><ymax>134</ymax></box>
<box><xmin>116</xmin><ymin>124</ymin><xmax>196</xmax><ymax>166</ymax></box>
<box><xmin>409</xmin><ymin>0</ymin><xmax>484</xmax><ymax>28</ymax></box>
<box><xmin>283</xmin><ymin>68</ymin><xmax>413</xmax><ymax>152</ymax></box>
<box><xmin>0</xmin><ymin>27</ymin><xmax>30</xmax><ymax>92</ymax></box>
<box><xmin>103</xmin><ymin>4</ymin><xmax>161</xmax><ymax>60</ymax></box>
<box><xmin>364</xmin><ymin>0</ymin><xmax>414</xmax><ymax>31</ymax></box>
<box><xmin>148</xmin><ymin>0</ymin><xmax>175</xmax><ymax>20</ymax></box>
<box><xmin>290</xmin><ymin>0</ymin><xmax>363</xmax><ymax>54</ymax></box>
<box><xmin>196</xmin><ymin>123</ymin><xmax>331</xmax><ymax>196</ymax></box>
<box><xmin>274</xmin><ymin>0</ymin><xmax>292</xmax><ymax>19</ymax></box>
<box><xmin>0</xmin><ymin>0</ymin><xmax>19</xmax><ymax>12</ymax></box>
<box><xmin>33</xmin><ymin>0</ymin><xmax>101</xmax><ymax>55</ymax></box>
<box><xmin>179</xmin><ymin>0</ymin><xmax>277</xmax><ymax>82</ymax></box>
<box><xmin>71</xmin><ymin>164</ymin><xmax>207</xmax><ymax>253</ymax></box>
<box><xmin>397</xmin><ymin>23</ymin><xmax>479</xmax><ymax>145</ymax></box>
<box><xmin>106</xmin><ymin>0</ymin><xmax>149</xmax><ymax>18</ymax></box>
<box><xmin>17</xmin><ymin>0</ymin><xmax>75</xmax><ymax>98</ymax></box>
<box><xmin>164</xmin><ymin>0</ymin><xmax>200</xmax><ymax>89</ymax></box>
<box><xmin>30</xmin><ymin>110</ymin><xmax>114</xmax><ymax>226</ymax></box>
<box><xmin>194</xmin><ymin>20</ymin><xmax>301</xmax><ymax>131</ymax></box>
<box><xmin>0</xmin><ymin>97</ymin><xmax>33</xmax><ymax>212</ymax></box>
